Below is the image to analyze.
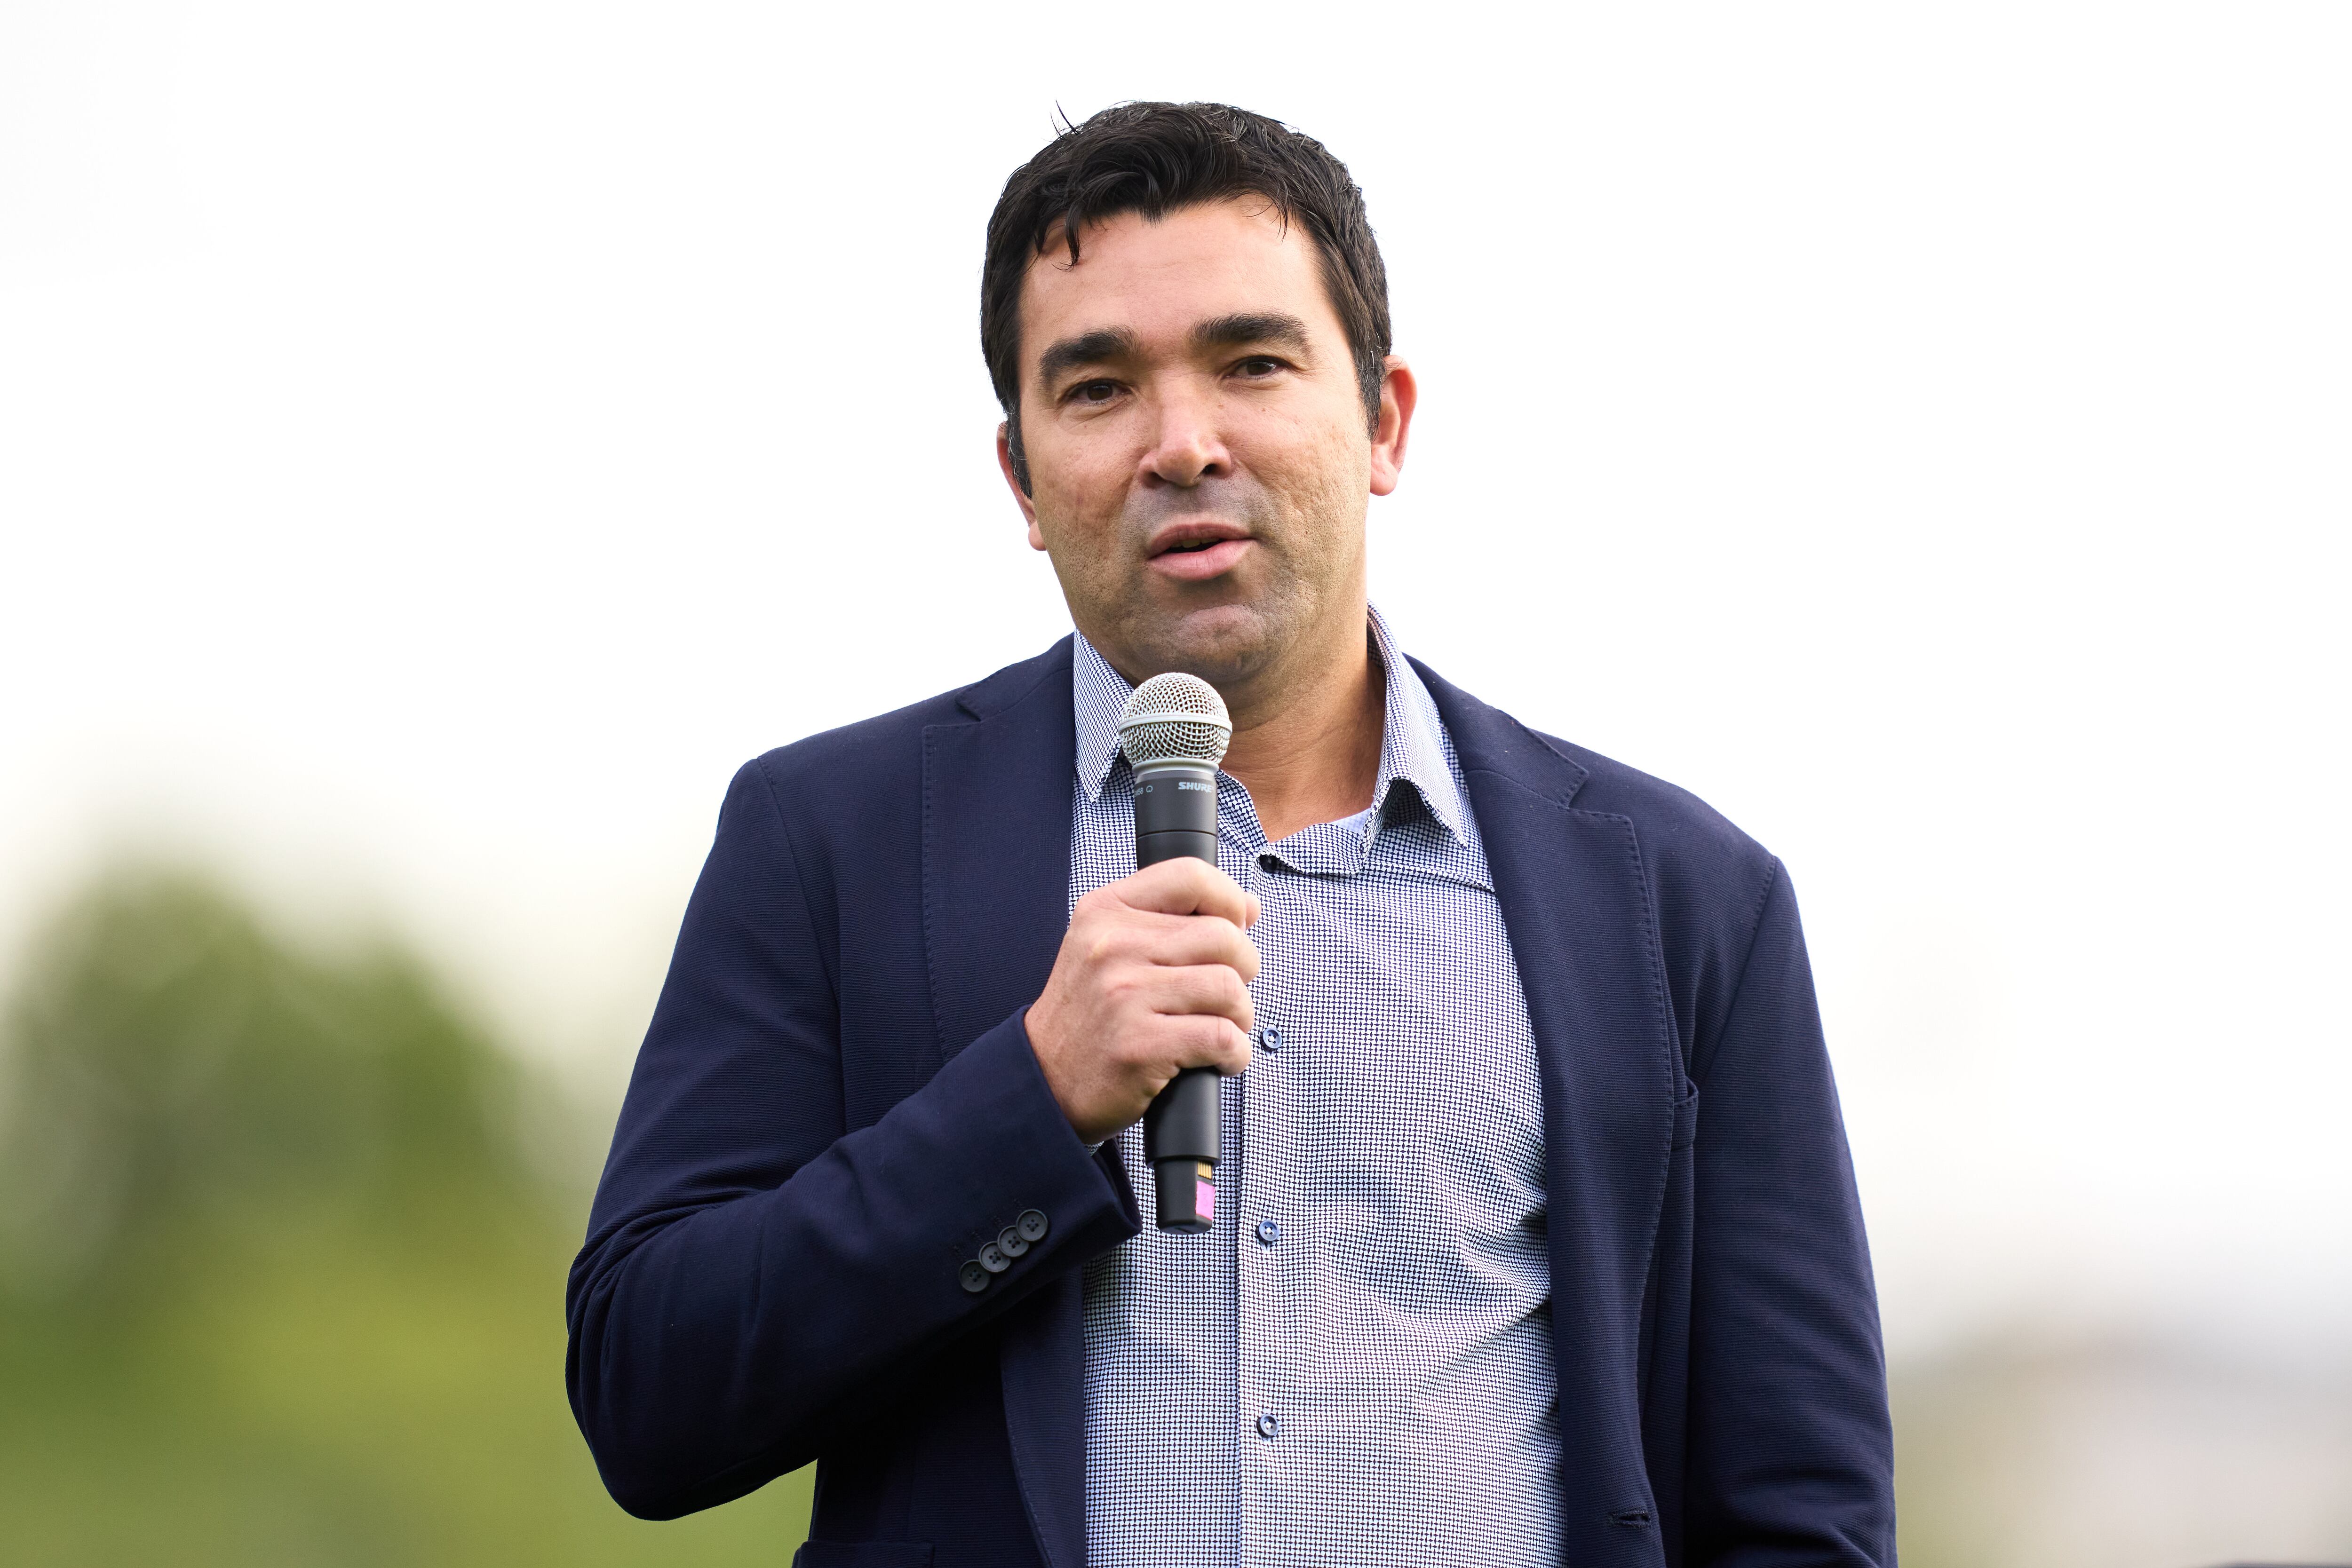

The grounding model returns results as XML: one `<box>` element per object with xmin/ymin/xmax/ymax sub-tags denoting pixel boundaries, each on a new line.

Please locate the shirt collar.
<box><xmin>1071</xmin><ymin>604</ymin><xmax>1469</xmax><ymax>848</ymax></box>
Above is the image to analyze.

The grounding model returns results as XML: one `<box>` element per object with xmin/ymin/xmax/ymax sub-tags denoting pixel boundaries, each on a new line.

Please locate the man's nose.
<box><xmin>1138</xmin><ymin>381</ymin><xmax>1230</xmax><ymax>489</ymax></box>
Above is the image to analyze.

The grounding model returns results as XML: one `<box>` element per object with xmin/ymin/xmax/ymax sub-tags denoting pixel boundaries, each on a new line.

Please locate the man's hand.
<box><xmin>1025</xmin><ymin>857</ymin><xmax>1260</xmax><ymax>1147</ymax></box>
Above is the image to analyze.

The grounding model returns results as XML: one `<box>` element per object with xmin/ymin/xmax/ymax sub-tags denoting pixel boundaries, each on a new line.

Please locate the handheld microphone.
<box><xmin>1117</xmin><ymin>673</ymin><xmax>1234</xmax><ymax>1234</ymax></box>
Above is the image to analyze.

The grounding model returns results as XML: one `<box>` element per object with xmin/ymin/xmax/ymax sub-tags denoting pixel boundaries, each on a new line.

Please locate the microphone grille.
<box><xmin>1117</xmin><ymin>672</ymin><xmax>1233</xmax><ymax>769</ymax></box>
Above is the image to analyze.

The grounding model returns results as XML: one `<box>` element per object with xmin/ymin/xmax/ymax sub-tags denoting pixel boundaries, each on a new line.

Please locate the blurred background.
<box><xmin>2</xmin><ymin>4</ymin><xmax>2346</xmax><ymax>1564</ymax></box>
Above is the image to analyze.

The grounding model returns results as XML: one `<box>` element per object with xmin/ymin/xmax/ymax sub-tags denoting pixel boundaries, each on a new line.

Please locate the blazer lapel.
<box><xmin>921</xmin><ymin>637</ymin><xmax>1092</xmax><ymax>1568</ymax></box>
<box><xmin>922</xmin><ymin>639</ymin><xmax>1077</xmax><ymax>1062</ymax></box>
<box><xmin>1416</xmin><ymin>660</ymin><xmax>1682</xmax><ymax>1499</ymax></box>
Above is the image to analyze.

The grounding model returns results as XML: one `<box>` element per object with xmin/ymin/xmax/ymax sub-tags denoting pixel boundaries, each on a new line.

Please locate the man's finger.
<box><xmin>1117</xmin><ymin>912</ymin><xmax>1261</xmax><ymax>982</ymax></box>
<box><xmin>1115</xmin><ymin>856</ymin><xmax>1255</xmax><ymax>927</ymax></box>
<box><xmin>1160</xmin><ymin>1014</ymin><xmax>1255</xmax><ymax>1077</ymax></box>
<box><xmin>1145</xmin><ymin>964</ymin><xmax>1256</xmax><ymax>1034</ymax></box>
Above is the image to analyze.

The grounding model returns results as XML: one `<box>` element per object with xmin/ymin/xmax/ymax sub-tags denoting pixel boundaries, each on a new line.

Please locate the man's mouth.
<box><xmin>1147</xmin><ymin>521</ymin><xmax>1249</xmax><ymax>554</ymax></box>
<box><xmin>1146</xmin><ymin>524</ymin><xmax>1253</xmax><ymax>581</ymax></box>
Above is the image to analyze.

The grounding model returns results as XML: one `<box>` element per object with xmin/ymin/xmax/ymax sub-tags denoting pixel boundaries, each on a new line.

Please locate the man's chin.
<box><xmin>1113</xmin><ymin>602</ymin><xmax>1281</xmax><ymax>690</ymax></box>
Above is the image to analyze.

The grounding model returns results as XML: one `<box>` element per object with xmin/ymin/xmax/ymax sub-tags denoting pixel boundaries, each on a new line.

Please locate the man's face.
<box><xmin>999</xmin><ymin>198</ymin><xmax>1407</xmax><ymax>691</ymax></box>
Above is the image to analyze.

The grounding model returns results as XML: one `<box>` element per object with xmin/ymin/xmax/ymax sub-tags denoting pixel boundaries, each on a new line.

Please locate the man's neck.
<box><xmin>1217</xmin><ymin>610</ymin><xmax>1385</xmax><ymax>844</ymax></box>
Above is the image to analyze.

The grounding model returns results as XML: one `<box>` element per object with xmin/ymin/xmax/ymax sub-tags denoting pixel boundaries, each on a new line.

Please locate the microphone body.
<box><xmin>1116</xmin><ymin>671</ymin><xmax>1236</xmax><ymax>1235</ymax></box>
<box><xmin>1134</xmin><ymin>757</ymin><xmax>1222</xmax><ymax>1232</ymax></box>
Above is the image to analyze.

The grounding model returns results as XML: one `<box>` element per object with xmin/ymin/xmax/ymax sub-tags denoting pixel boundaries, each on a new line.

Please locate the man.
<box><xmin>568</xmin><ymin>102</ymin><xmax>1894</xmax><ymax>1568</ymax></box>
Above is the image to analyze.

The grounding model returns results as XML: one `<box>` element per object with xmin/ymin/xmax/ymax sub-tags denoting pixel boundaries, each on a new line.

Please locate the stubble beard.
<box><xmin>1053</xmin><ymin>471</ymin><xmax>1358</xmax><ymax>703</ymax></box>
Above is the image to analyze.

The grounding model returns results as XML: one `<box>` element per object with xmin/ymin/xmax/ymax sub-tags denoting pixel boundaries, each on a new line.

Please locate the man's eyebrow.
<box><xmin>1036</xmin><ymin>327</ymin><xmax>1143</xmax><ymax>386</ymax></box>
<box><xmin>1190</xmin><ymin>313</ymin><xmax>1312</xmax><ymax>355</ymax></box>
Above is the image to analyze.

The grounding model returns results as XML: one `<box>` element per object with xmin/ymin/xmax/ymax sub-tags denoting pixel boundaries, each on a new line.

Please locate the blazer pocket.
<box><xmin>1670</xmin><ymin>1085</ymin><xmax>1700</xmax><ymax>1152</ymax></box>
<box><xmin>794</xmin><ymin>1542</ymin><xmax>935</xmax><ymax>1568</ymax></box>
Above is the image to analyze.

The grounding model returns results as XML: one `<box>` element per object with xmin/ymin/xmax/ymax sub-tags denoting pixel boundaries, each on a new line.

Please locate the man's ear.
<box><xmin>996</xmin><ymin>420</ymin><xmax>1045</xmax><ymax>549</ymax></box>
<box><xmin>1369</xmin><ymin>356</ymin><xmax>1417</xmax><ymax>498</ymax></box>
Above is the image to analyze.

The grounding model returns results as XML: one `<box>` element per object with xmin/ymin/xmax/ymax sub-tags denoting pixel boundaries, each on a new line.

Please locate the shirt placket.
<box><xmin>1233</xmin><ymin>816</ymin><xmax>1325</xmax><ymax>1568</ymax></box>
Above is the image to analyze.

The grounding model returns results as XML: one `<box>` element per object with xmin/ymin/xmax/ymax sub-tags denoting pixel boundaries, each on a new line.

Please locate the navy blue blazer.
<box><xmin>567</xmin><ymin>638</ymin><xmax>1894</xmax><ymax>1568</ymax></box>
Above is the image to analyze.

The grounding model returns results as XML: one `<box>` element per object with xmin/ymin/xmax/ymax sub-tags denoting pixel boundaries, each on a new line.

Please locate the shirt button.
<box><xmin>1260</xmin><ymin>1025</ymin><xmax>1282</xmax><ymax>1052</ymax></box>
<box><xmin>1256</xmin><ymin>1412</ymin><xmax>1281</xmax><ymax>1440</ymax></box>
<box><xmin>1256</xmin><ymin>1219</ymin><xmax>1281</xmax><ymax>1246</ymax></box>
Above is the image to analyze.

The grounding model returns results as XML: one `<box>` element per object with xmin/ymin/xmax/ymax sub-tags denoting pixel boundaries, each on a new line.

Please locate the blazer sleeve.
<box><xmin>564</xmin><ymin>759</ymin><xmax>1143</xmax><ymax>1520</ymax></box>
<box><xmin>1683</xmin><ymin>863</ymin><xmax>1897</xmax><ymax>1567</ymax></box>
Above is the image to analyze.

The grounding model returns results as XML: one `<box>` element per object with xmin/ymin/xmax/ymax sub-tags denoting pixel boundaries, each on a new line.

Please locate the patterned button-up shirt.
<box><xmin>1073</xmin><ymin>607</ymin><xmax>1562</xmax><ymax>1567</ymax></box>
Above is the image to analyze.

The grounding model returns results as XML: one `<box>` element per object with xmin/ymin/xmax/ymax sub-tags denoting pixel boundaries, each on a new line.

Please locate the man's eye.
<box><xmin>1072</xmin><ymin>380</ymin><xmax>1120</xmax><ymax>404</ymax></box>
<box><xmin>1238</xmin><ymin>357</ymin><xmax>1285</xmax><ymax>377</ymax></box>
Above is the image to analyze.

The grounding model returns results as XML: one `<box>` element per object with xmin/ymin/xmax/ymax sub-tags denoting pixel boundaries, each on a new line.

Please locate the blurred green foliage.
<box><xmin>0</xmin><ymin>867</ymin><xmax>810</xmax><ymax>1566</ymax></box>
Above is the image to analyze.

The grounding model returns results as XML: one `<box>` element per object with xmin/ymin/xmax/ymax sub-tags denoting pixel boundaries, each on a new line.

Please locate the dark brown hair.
<box><xmin>981</xmin><ymin>102</ymin><xmax>1393</xmax><ymax>492</ymax></box>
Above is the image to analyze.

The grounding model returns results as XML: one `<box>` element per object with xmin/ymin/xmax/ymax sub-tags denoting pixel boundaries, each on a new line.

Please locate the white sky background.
<box><xmin>2</xmin><ymin>3</ymin><xmax>2345</xmax><ymax>1361</ymax></box>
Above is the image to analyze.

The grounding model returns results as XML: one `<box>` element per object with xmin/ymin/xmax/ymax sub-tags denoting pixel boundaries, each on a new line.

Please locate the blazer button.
<box><xmin>958</xmin><ymin>1260</ymin><xmax>989</xmax><ymax>1294</ymax></box>
<box><xmin>997</xmin><ymin>1225</ymin><xmax>1029</xmax><ymax>1258</ymax></box>
<box><xmin>1016</xmin><ymin>1209</ymin><xmax>1049</xmax><ymax>1243</ymax></box>
<box><xmin>978</xmin><ymin>1241</ymin><xmax>1009</xmax><ymax>1273</ymax></box>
